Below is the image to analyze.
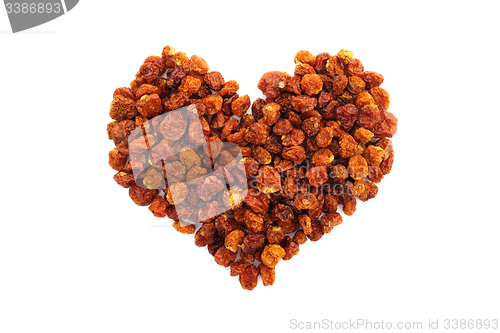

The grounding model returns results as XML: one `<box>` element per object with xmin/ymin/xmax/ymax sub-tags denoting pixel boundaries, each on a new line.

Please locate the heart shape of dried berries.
<box><xmin>107</xmin><ymin>47</ymin><xmax>397</xmax><ymax>290</ymax></box>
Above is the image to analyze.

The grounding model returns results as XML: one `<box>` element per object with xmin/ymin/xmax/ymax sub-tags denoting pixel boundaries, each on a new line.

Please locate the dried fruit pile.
<box><xmin>107</xmin><ymin>47</ymin><xmax>397</xmax><ymax>290</ymax></box>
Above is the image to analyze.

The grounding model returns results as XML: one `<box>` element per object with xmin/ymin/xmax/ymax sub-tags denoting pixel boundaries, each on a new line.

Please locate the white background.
<box><xmin>1</xmin><ymin>1</ymin><xmax>499</xmax><ymax>332</ymax></box>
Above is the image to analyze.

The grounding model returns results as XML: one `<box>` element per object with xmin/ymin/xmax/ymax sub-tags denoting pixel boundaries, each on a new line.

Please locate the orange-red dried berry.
<box><xmin>178</xmin><ymin>76</ymin><xmax>201</xmax><ymax>97</ymax></box>
<box><xmin>290</xmin><ymin>95</ymin><xmax>317</xmax><ymax>113</ymax></box>
<box><xmin>239</xmin><ymin>264</ymin><xmax>259</xmax><ymax>290</ymax></box>
<box><xmin>294</xmin><ymin>50</ymin><xmax>316</xmax><ymax>66</ymax></box>
<box><xmin>306</xmin><ymin>166</ymin><xmax>329</xmax><ymax>187</ymax></box>
<box><xmin>258</xmin><ymin>263</ymin><xmax>276</xmax><ymax>286</ymax></box>
<box><xmin>231</xmin><ymin>95</ymin><xmax>251</xmax><ymax>117</ymax></box>
<box><xmin>256</xmin><ymin>166</ymin><xmax>282</xmax><ymax>194</ymax></box>
<box><xmin>172</xmin><ymin>221</ymin><xmax>196</xmax><ymax>234</ymax></box>
<box><xmin>300</xmin><ymin>74</ymin><xmax>323</xmax><ymax>96</ymax></box>
<box><xmin>190</xmin><ymin>55</ymin><xmax>209</xmax><ymax>74</ymax></box>
<box><xmin>348</xmin><ymin>155</ymin><xmax>369</xmax><ymax>180</ymax></box>
<box><xmin>320</xmin><ymin>212</ymin><xmax>342</xmax><ymax>233</ymax></box>
<box><xmin>257</xmin><ymin>71</ymin><xmax>288</xmax><ymax>99</ymax></box>
<box><xmin>214</xmin><ymin>246</ymin><xmax>237</xmax><ymax>267</ymax></box>
<box><xmin>204</xmin><ymin>71</ymin><xmax>225</xmax><ymax>90</ymax></box>
<box><xmin>261</xmin><ymin>244</ymin><xmax>286</xmax><ymax>268</ymax></box>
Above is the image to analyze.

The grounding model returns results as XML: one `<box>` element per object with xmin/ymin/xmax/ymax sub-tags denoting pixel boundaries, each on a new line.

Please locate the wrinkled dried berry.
<box><xmin>261</xmin><ymin>244</ymin><xmax>286</xmax><ymax>268</ymax></box>
<box><xmin>256</xmin><ymin>166</ymin><xmax>282</xmax><ymax>194</ymax></box>
<box><xmin>257</xmin><ymin>71</ymin><xmax>288</xmax><ymax>99</ymax></box>
<box><xmin>239</xmin><ymin>264</ymin><xmax>259</xmax><ymax>290</ymax></box>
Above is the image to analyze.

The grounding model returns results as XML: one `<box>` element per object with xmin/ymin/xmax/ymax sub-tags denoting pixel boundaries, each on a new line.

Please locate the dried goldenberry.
<box><xmin>357</xmin><ymin>104</ymin><xmax>381</xmax><ymax>130</ymax></box>
<box><xmin>225</xmin><ymin>230</ymin><xmax>245</xmax><ymax>252</ymax></box>
<box><xmin>321</xmin><ymin>212</ymin><xmax>342</xmax><ymax>233</ymax></box>
<box><xmin>312</xmin><ymin>149</ymin><xmax>334</xmax><ymax>167</ymax></box>
<box><xmin>262</xmin><ymin>102</ymin><xmax>282</xmax><ymax>126</ymax></box>
<box><xmin>381</xmin><ymin>151</ymin><xmax>395</xmax><ymax>175</ymax></box>
<box><xmin>294</xmin><ymin>191</ymin><xmax>319</xmax><ymax>210</ymax></box>
<box><xmin>294</xmin><ymin>50</ymin><xmax>316</xmax><ymax>66</ymax></box>
<box><xmin>267</xmin><ymin>226</ymin><xmax>285</xmax><ymax>244</ymax></box>
<box><xmin>204</xmin><ymin>71</ymin><xmax>225</xmax><ymax>90</ymax></box>
<box><xmin>302</xmin><ymin>117</ymin><xmax>321</xmax><ymax>137</ymax></box>
<box><xmin>363</xmin><ymin>145</ymin><xmax>385</xmax><ymax>166</ymax></box>
<box><xmin>217</xmin><ymin>80</ymin><xmax>239</xmax><ymax>97</ymax></box>
<box><xmin>261</xmin><ymin>244</ymin><xmax>286</xmax><ymax>268</ymax></box>
<box><xmin>178</xmin><ymin>76</ymin><xmax>201</xmax><ymax>97</ymax></box>
<box><xmin>338</xmin><ymin>133</ymin><xmax>357</xmax><ymax>158</ymax></box>
<box><xmin>300</xmin><ymin>74</ymin><xmax>323</xmax><ymax>96</ymax></box>
<box><xmin>214</xmin><ymin>246</ymin><xmax>237</xmax><ymax>267</ymax></box>
<box><xmin>316</xmin><ymin>127</ymin><xmax>334</xmax><ymax>147</ymax></box>
<box><xmin>256</xmin><ymin>166</ymin><xmax>282</xmax><ymax>194</ymax></box>
<box><xmin>257</xmin><ymin>71</ymin><xmax>288</xmax><ymax>99</ymax></box>
<box><xmin>282</xmin><ymin>146</ymin><xmax>306</xmax><ymax>164</ymax></box>
<box><xmin>110</xmin><ymin>89</ymin><xmax>137</xmax><ymax>121</ymax></box>
<box><xmin>239</xmin><ymin>264</ymin><xmax>259</xmax><ymax>290</ymax></box>
<box><xmin>347</xmin><ymin>72</ymin><xmax>366</xmax><ymax>95</ymax></box>
<box><xmin>129</xmin><ymin>184</ymin><xmax>159</xmax><ymax>206</ymax></box>
<box><xmin>348</xmin><ymin>155</ymin><xmax>369</xmax><ymax>180</ymax></box>
<box><xmin>231</xmin><ymin>95</ymin><xmax>251</xmax><ymax>117</ymax></box>
<box><xmin>172</xmin><ymin>221</ymin><xmax>196</xmax><ymax>234</ymax></box>
<box><xmin>190</xmin><ymin>55</ymin><xmax>209</xmax><ymax>74</ymax></box>
<box><xmin>373</xmin><ymin>110</ymin><xmax>398</xmax><ymax>138</ymax></box>
<box><xmin>290</xmin><ymin>95</ymin><xmax>317</xmax><ymax>113</ymax></box>
<box><xmin>345</xmin><ymin>58</ymin><xmax>364</xmax><ymax>76</ymax></box>
<box><xmin>230</xmin><ymin>260</ymin><xmax>247</xmax><ymax>277</ymax></box>
<box><xmin>336</xmin><ymin>103</ymin><xmax>358</xmax><ymax>131</ymax></box>
<box><xmin>326</xmin><ymin>55</ymin><xmax>343</xmax><ymax>77</ymax></box>
<box><xmin>360</xmin><ymin>71</ymin><xmax>384</xmax><ymax>89</ymax></box>
<box><xmin>242</xmin><ymin>234</ymin><xmax>266</xmax><ymax>254</ymax></box>
<box><xmin>331</xmin><ymin>75</ymin><xmax>348</xmax><ymax>95</ymax></box>
<box><xmin>286</xmin><ymin>75</ymin><xmax>302</xmax><ymax>95</ymax></box>
<box><xmin>337</xmin><ymin>49</ymin><xmax>353</xmax><ymax>64</ymax></box>
<box><xmin>245</xmin><ymin>123</ymin><xmax>268</xmax><ymax>145</ymax></box>
<box><xmin>273</xmin><ymin>119</ymin><xmax>293</xmax><ymax>136</ymax></box>
<box><xmin>354</xmin><ymin>127</ymin><xmax>374</xmax><ymax>144</ymax></box>
<box><xmin>258</xmin><ymin>263</ymin><xmax>275</xmax><ymax>286</ymax></box>
<box><xmin>306</xmin><ymin>166</ymin><xmax>329</xmax><ymax>187</ymax></box>
<box><xmin>314</xmin><ymin>52</ymin><xmax>330</xmax><ymax>74</ymax></box>
<box><xmin>282</xmin><ymin>128</ymin><xmax>305</xmax><ymax>146</ymax></box>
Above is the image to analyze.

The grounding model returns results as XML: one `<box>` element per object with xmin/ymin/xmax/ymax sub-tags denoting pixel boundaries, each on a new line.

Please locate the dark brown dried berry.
<box><xmin>302</xmin><ymin>117</ymin><xmax>321</xmax><ymax>137</ymax></box>
<box><xmin>336</xmin><ymin>103</ymin><xmax>358</xmax><ymax>131</ymax></box>
<box><xmin>242</xmin><ymin>234</ymin><xmax>266</xmax><ymax>254</ymax></box>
